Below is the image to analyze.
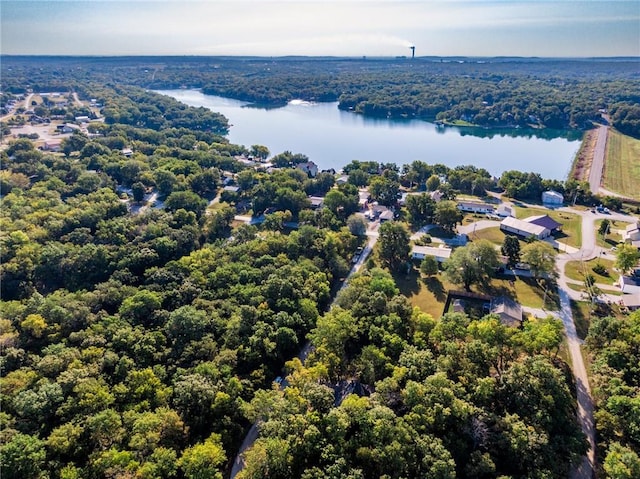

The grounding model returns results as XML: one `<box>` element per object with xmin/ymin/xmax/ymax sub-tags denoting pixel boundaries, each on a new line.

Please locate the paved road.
<box><xmin>460</xmin><ymin>203</ymin><xmax>639</xmax><ymax>478</ymax></box>
<box><xmin>588</xmin><ymin>124</ymin><xmax>608</xmax><ymax>195</ymax></box>
<box><xmin>559</xmin><ymin>289</ymin><xmax>596</xmax><ymax>479</ymax></box>
<box><xmin>229</xmin><ymin>228</ymin><xmax>379</xmax><ymax>479</ymax></box>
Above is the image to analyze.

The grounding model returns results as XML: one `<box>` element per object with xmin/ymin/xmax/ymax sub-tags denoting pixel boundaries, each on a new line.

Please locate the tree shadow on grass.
<box><xmin>422</xmin><ymin>276</ymin><xmax>446</xmax><ymax>302</ymax></box>
<box><xmin>393</xmin><ymin>269</ymin><xmax>421</xmax><ymax>297</ymax></box>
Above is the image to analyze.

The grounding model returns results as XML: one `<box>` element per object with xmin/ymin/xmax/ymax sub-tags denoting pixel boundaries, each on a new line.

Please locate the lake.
<box><xmin>157</xmin><ymin>89</ymin><xmax>582</xmax><ymax>180</ymax></box>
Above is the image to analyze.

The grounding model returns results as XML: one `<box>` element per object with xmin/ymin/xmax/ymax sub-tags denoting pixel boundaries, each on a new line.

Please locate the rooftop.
<box><xmin>525</xmin><ymin>214</ymin><xmax>562</xmax><ymax>231</ymax></box>
<box><xmin>501</xmin><ymin>216</ymin><xmax>549</xmax><ymax>236</ymax></box>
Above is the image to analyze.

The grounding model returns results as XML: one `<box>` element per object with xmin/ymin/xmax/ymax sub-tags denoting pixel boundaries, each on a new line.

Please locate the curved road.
<box><xmin>460</xmin><ymin>203</ymin><xmax>636</xmax><ymax>478</ymax></box>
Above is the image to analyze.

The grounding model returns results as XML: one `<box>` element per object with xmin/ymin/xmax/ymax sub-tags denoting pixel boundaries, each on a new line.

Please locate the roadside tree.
<box><xmin>434</xmin><ymin>200</ymin><xmax>463</xmax><ymax>232</ymax></box>
<box><xmin>378</xmin><ymin>221</ymin><xmax>410</xmax><ymax>271</ymax></box>
<box><xmin>406</xmin><ymin>194</ymin><xmax>436</xmax><ymax>228</ymax></box>
<box><xmin>501</xmin><ymin>236</ymin><xmax>521</xmax><ymax>267</ymax></box>
<box><xmin>615</xmin><ymin>244</ymin><xmax>640</xmax><ymax>275</ymax></box>
<box><xmin>521</xmin><ymin>241</ymin><xmax>557</xmax><ymax>280</ymax></box>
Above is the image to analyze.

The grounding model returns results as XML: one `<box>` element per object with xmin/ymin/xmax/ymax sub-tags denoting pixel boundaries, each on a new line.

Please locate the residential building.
<box><xmin>296</xmin><ymin>161</ymin><xmax>318</xmax><ymax>178</ymax></box>
<box><xmin>618</xmin><ymin>275</ymin><xmax>640</xmax><ymax>311</ymax></box>
<box><xmin>490</xmin><ymin>297</ymin><xmax>523</xmax><ymax>327</ymax></box>
<box><xmin>411</xmin><ymin>245</ymin><xmax>452</xmax><ymax>262</ymax></box>
<box><xmin>500</xmin><ymin>216</ymin><xmax>551</xmax><ymax>239</ymax></box>
<box><xmin>623</xmin><ymin>222</ymin><xmax>640</xmax><ymax>248</ymax></box>
<box><xmin>542</xmin><ymin>190</ymin><xmax>564</xmax><ymax>205</ymax></box>
<box><xmin>308</xmin><ymin>196</ymin><xmax>324</xmax><ymax>209</ymax></box>
<box><xmin>379</xmin><ymin>210</ymin><xmax>394</xmax><ymax>222</ymax></box>
<box><xmin>457</xmin><ymin>201</ymin><xmax>495</xmax><ymax>214</ymax></box>
<box><xmin>42</xmin><ymin>139</ymin><xmax>63</xmax><ymax>152</ymax></box>
<box><xmin>430</xmin><ymin>190</ymin><xmax>444</xmax><ymax>203</ymax></box>
<box><xmin>496</xmin><ymin>204</ymin><xmax>514</xmax><ymax>217</ymax></box>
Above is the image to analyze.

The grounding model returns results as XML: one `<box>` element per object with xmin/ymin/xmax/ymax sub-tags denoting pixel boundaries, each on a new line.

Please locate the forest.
<box><xmin>0</xmin><ymin>60</ymin><xmax>638</xmax><ymax>478</ymax></box>
<box><xmin>1</xmin><ymin>56</ymin><xmax>639</xmax><ymax>136</ymax></box>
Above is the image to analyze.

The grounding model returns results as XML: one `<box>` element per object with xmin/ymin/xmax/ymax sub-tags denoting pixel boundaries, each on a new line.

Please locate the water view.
<box><xmin>158</xmin><ymin>89</ymin><xmax>582</xmax><ymax>180</ymax></box>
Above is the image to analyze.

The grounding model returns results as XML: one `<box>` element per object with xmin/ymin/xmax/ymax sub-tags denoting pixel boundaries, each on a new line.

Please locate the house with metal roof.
<box><xmin>500</xmin><ymin>216</ymin><xmax>551</xmax><ymax>239</ymax></box>
<box><xmin>525</xmin><ymin>214</ymin><xmax>563</xmax><ymax>233</ymax></box>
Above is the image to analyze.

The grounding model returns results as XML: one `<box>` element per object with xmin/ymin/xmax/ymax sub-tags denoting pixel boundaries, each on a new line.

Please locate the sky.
<box><xmin>1</xmin><ymin>0</ymin><xmax>639</xmax><ymax>57</ymax></box>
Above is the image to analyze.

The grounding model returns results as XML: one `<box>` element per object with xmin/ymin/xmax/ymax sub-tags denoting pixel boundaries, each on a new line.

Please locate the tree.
<box><xmin>132</xmin><ymin>182</ymin><xmax>146</xmax><ymax>202</ymax></box>
<box><xmin>443</xmin><ymin>240</ymin><xmax>500</xmax><ymax>290</ymax></box>
<box><xmin>426</xmin><ymin>174</ymin><xmax>441</xmax><ymax>192</ymax></box>
<box><xmin>501</xmin><ymin>235</ymin><xmax>521</xmax><ymax>267</ymax></box>
<box><xmin>346</xmin><ymin>214</ymin><xmax>367</xmax><ymax>236</ymax></box>
<box><xmin>0</xmin><ymin>433</ymin><xmax>46</xmax><ymax>479</ymax></box>
<box><xmin>406</xmin><ymin>194</ymin><xmax>436</xmax><ymax>228</ymax></box>
<box><xmin>178</xmin><ymin>434</ymin><xmax>226</xmax><ymax>479</ymax></box>
<box><xmin>603</xmin><ymin>442</ymin><xmax>640</xmax><ymax>479</ymax></box>
<box><xmin>521</xmin><ymin>241</ymin><xmax>557</xmax><ymax>279</ymax></box>
<box><xmin>164</xmin><ymin>191</ymin><xmax>207</xmax><ymax>218</ymax></box>
<box><xmin>599</xmin><ymin>219</ymin><xmax>611</xmax><ymax>237</ymax></box>
<box><xmin>615</xmin><ymin>244</ymin><xmax>640</xmax><ymax>275</ymax></box>
<box><xmin>434</xmin><ymin>200</ymin><xmax>463</xmax><ymax>232</ymax></box>
<box><xmin>250</xmin><ymin>144</ymin><xmax>270</xmax><ymax>160</ymax></box>
<box><xmin>378</xmin><ymin>221</ymin><xmax>410</xmax><ymax>271</ymax></box>
<box><xmin>420</xmin><ymin>256</ymin><xmax>439</xmax><ymax>277</ymax></box>
<box><xmin>369</xmin><ymin>176</ymin><xmax>399</xmax><ymax>207</ymax></box>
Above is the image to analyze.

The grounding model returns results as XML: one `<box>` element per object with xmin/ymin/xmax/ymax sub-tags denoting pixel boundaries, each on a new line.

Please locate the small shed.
<box><xmin>542</xmin><ymin>190</ymin><xmax>564</xmax><ymax>205</ymax></box>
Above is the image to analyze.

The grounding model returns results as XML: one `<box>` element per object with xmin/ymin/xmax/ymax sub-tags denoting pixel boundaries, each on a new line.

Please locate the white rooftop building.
<box><xmin>542</xmin><ymin>190</ymin><xmax>564</xmax><ymax>205</ymax></box>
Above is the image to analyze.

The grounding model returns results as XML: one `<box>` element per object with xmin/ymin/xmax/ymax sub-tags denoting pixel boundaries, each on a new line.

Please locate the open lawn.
<box><xmin>396</xmin><ymin>266</ymin><xmax>559</xmax><ymax>318</ymax></box>
<box><xmin>570</xmin><ymin>300</ymin><xmax>591</xmax><ymax>340</ymax></box>
<box><xmin>469</xmin><ymin>226</ymin><xmax>530</xmax><ymax>250</ymax></box>
<box><xmin>594</xmin><ymin>218</ymin><xmax>628</xmax><ymax>248</ymax></box>
<box><xmin>514</xmin><ymin>206</ymin><xmax>582</xmax><ymax>248</ymax></box>
<box><xmin>564</xmin><ymin>258</ymin><xmax>617</xmax><ymax>286</ymax></box>
<box><xmin>603</xmin><ymin>129</ymin><xmax>640</xmax><ymax>200</ymax></box>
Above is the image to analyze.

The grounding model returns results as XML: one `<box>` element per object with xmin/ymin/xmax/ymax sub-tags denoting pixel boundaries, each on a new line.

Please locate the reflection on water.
<box><xmin>157</xmin><ymin>89</ymin><xmax>581</xmax><ymax>180</ymax></box>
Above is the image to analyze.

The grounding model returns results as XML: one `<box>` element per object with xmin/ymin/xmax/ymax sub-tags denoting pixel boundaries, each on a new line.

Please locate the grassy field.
<box><xmin>396</xmin><ymin>266</ymin><xmax>559</xmax><ymax>318</ymax></box>
<box><xmin>564</xmin><ymin>258</ymin><xmax>617</xmax><ymax>286</ymax></box>
<box><xmin>570</xmin><ymin>300</ymin><xmax>592</xmax><ymax>340</ymax></box>
<box><xmin>603</xmin><ymin>129</ymin><xmax>640</xmax><ymax>200</ymax></box>
<box><xmin>514</xmin><ymin>205</ymin><xmax>582</xmax><ymax>248</ymax></box>
<box><xmin>594</xmin><ymin>218</ymin><xmax>629</xmax><ymax>248</ymax></box>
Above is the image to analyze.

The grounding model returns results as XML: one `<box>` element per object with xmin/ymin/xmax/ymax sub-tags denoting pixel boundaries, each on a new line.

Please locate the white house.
<box><xmin>308</xmin><ymin>196</ymin><xmax>324</xmax><ymax>209</ymax></box>
<box><xmin>542</xmin><ymin>190</ymin><xmax>564</xmax><ymax>205</ymax></box>
<box><xmin>430</xmin><ymin>190</ymin><xmax>443</xmax><ymax>202</ymax></box>
<box><xmin>42</xmin><ymin>139</ymin><xmax>63</xmax><ymax>152</ymax></box>
<box><xmin>457</xmin><ymin>201</ymin><xmax>495</xmax><ymax>214</ymax></box>
<box><xmin>496</xmin><ymin>204</ymin><xmax>514</xmax><ymax>217</ymax></box>
<box><xmin>500</xmin><ymin>216</ymin><xmax>551</xmax><ymax>239</ymax></box>
<box><xmin>623</xmin><ymin>223</ymin><xmax>640</xmax><ymax>243</ymax></box>
<box><xmin>618</xmin><ymin>275</ymin><xmax>640</xmax><ymax>310</ymax></box>
<box><xmin>411</xmin><ymin>245</ymin><xmax>452</xmax><ymax>262</ymax></box>
<box><xmin>296</xmin><ymin>161</ymin><xmax>318</xmax><ymax>178</ymax></box>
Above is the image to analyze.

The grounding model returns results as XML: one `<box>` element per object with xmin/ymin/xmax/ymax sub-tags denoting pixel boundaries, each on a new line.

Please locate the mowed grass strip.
<box><xmin>603</xmin><ymin>129</ymin><xmax>640</xmax><ymax>200</ymax></box>
<box><xmin>514</xmin><ymin>206</ymin><xmax>582</xmax><ymax>248</ymax></box>
<box><xmin>397</xmin><ymin>266</ymin><xmax>558</xmax><ymax>317</ymax></box>
<box><xmin>564</xmin><ymin>258</ymin><xmax>617</xmax><ymax>286</ymax></box>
